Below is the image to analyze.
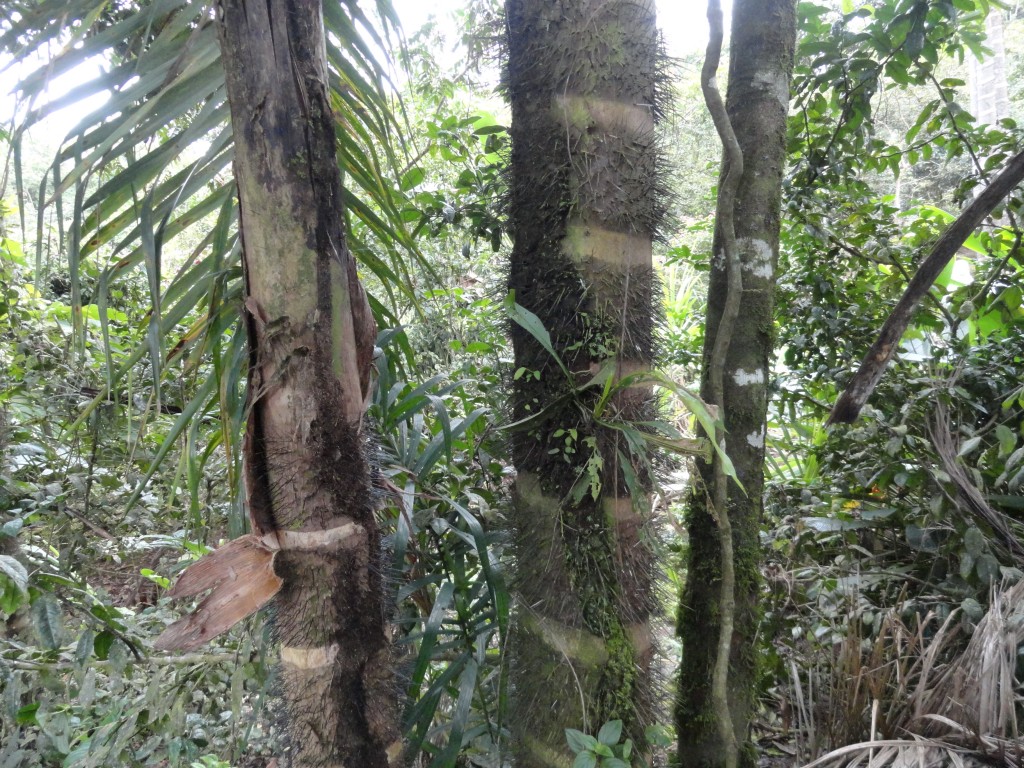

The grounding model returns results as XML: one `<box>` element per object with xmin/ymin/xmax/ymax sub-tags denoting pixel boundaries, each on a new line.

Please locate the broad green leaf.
<box><xmin>0</xmin><ymin>576</ymin><xmax>24</xmax><ymax>614</ymax></box>
<box><xmin>32</xmin><ymin>594</ymin><xmax>64</xmax><ymax>649</ymax></box>
<box><xmin>446</xmin><ymin>496</ymin><xmax>509</xmax><ymax>637</ymax></box>
<box><xmin>413</xmin><ymin>407</ymin><xmax>486</xmax><ymax>476</ymax></box>
<box><xmin>400</xmin><ymin>167</ymin><xmax>425</xmax><ymax>191</ymax></box>
<box><xmin>75</xmin><ymin>628</ymin><xmax>95</xmax><ymax>668</ymax></box>
<box><xmin>959</xmin><ymin>551</ymin><xmax>975</xmax><ymax>580</ymax></box>
<box><xmin>597</xmin><ymin>720</ymin><xmax>623</xmax><ymax>746</ymax></box>
<box><xmin>0</xmin><ymin>555</ymin><xmax>28</xmax><ymax>594</ymax></box>
<box><xmin>976</xmin><ymin>553</ymin><xmax>1001</xmax><ymax>584</ymax></box>
<box><xmin>565</xmin><ymin>729</ymin><xmax>597</xmax><ymax>754</ymax></box>
<box><xmin>430</xmin><ymin>656</ymin><xmax>479</xmax><ymax>768</ymax></box>
<box><xmin>957</xmin><ymin>435</ymin><xmax>982</xmax><ymax>457</ymax></box>
<box><xmin>963</xmin><ymin>526</ymin><xmax>985</xmax><ymax>558</ymax></box>
<box><xmin>615</xmin><ymin>369</ymin><xmax>744</xmax><ymax>492</ymax></box>
<box><xmin>505</xmin><ymin>297</ymin><xmax>571</xmax><ymax>379</ymax></box>
<box><xmin>995</xmin><ymin>424</ymin><xmax>1016</xmax><ymax>457</ymax></box>
<box><xmin>77</xmin><ymin>667</ymin><xmax>97</xmax><ymax>709</ymax></box>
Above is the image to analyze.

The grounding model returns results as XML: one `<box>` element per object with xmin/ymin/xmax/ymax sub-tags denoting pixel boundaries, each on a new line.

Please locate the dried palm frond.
<box><xmin>799</xmin><ymin>736</ymin><xmax>969</xmax><ymax>768</ymax></box>
<box><xmin>791</xmin><ymin>578</ymin><xmax>1024</xmax><ymax>767</ymax></box>
<box><xmin>930</xmin><ymin>405</ymin><xmax>1024</xmax><ymax>564</ymax></box>
<box><xmin>910</xmin><ymin>578</ymin><xmax>1024</xmax><ymax>758</ymax></box>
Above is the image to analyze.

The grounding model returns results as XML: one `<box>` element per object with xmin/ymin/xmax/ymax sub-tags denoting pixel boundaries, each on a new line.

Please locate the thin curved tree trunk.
<box><xmin>675</xmin><ymin>1</ymin><xmax>796</xmax><ymax>766</ymax></box>
<box><xmin>504</xmin><ymin>1</ymin><xmax>664</xmax><ymax>764</ymax></box>
<box><xmin>216</xmin><ymin>1</ymin><xmax>397</xmax><ymax>765</ymax></box>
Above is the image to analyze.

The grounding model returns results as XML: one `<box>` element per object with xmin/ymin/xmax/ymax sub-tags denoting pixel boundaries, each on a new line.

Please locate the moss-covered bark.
<box><xmin>217</xmin><ymin>2</ymin><xmax>396</xmax><ymax>765</ymax></box>
<box><xmin>504</xmin><ymin>1</ymin><xmax>665</xmax><ymax>764</ymax></box>
<box><xmin>675</xmin><ymin>2</ymin><xmax>796</xmax><ymax>766</ymax></box>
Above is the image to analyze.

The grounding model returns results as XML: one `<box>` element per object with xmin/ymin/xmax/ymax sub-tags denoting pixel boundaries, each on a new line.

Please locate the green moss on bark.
<box><xmin>505</xmin><ymin>0</ymin><xmax>667</xmax><ymax>763</ymax></box>
<box><xmin>675</xmin><ymin>1</ymin><xmax>796</xmax><ymax>766</ymax></box>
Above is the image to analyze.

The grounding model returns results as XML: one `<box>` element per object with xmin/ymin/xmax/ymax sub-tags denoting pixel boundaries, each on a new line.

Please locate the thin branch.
<box><xmin>829</xmin><ymin>148</ymin><xmax>1024</xmax><ymax>424</ymax></box>
<box><xmin>929</xmin><ymin>72</ymin><xmax>986</xmax><ymax>179</ymax></box>
<box><xmin>829</xmin><ymin>235</ymin><xmax>958</xmax><ymax>330</ymax></box>
<box><xmin>969</xmin><ymin>230</ymin><xmax>1022</xmax><ymax>307</ymax></box>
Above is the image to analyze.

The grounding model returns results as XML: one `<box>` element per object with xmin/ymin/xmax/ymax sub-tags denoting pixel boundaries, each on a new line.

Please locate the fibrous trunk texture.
<box><xmin>504</xmin><ymin>1</ymin><xmax>664</xmax><ymax>764</ymax></box>
<box><xmin>217</xmin><ymin>1</ymin><xmax>396</xmax><ymax>765</ymax></box>
<box><xmin>675</xmin><ymin>2</ymin><xmax>796</xmax><ymax>767</ymax></box>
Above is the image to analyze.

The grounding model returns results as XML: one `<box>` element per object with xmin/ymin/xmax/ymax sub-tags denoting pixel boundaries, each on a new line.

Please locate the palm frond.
<box><xmin>3</xmin><ymin>0</ymin><xmax>422</xmax><ymax>503</ymax></box>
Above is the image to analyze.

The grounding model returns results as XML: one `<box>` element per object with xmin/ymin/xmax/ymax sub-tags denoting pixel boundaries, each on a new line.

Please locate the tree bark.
<box><xmin>675</xmin><ymin>2</ymin><xmax>796</xmax><ymax>767</ymax></box>
<box><xmin>216</xmin><ymin>1</ymin><xmax>397</xmax><ymax>765</ymax></box>
<box><xmin>504</xmin><ymin>1</ymin><xmax>664</xmax><ymax>764</ymax></box>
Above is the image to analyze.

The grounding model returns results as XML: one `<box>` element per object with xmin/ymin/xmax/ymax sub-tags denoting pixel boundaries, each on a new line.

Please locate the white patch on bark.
<box><xmin>739</xmin><ymin>237</ymin><xmax>774</xmax><ymax>279</ymax></box>
<box><xmin>752</xmin><ymin>69</ymin><xmax>791</xmax><ymax>110</ymax></box>
<box><xmin>732</xmin><ymin>368</ymin><xmax>765</xmax><ymax>387</ymax></box>
<box><xmin>746</xmin><ymin>430</ymin><xmax>765</xmax><ymax>448</ymax></box>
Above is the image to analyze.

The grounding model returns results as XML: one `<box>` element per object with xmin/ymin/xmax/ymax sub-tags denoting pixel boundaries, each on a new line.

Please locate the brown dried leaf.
<box><xmin>351</xmin><ymin>272</ymin><xmax>377</xmax><ymax>408</ymax></box>
<box><xmin>154</xmin><ymin>534</ymin><xmax>282</xmax><ymax>651</ymax></box>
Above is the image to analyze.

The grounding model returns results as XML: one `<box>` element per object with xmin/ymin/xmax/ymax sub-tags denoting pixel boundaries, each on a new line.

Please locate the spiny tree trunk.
<box><xmin>675</xmin><ymin>2</ymin><xmax>796</xmax><ymax>767</ymax></box>
<box><xmin>504</xmin><ymin>1</ymin><xmax>664</xmax><ymax>763</ymax></box>
<box><xmin>216</xmin><ymin>1</ymin><xmax>397</xmax><ymax>765</ymax></box>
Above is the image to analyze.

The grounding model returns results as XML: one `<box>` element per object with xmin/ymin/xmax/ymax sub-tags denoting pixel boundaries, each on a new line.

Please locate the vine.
<box><xmin>701</xmin><ymin>1</ymin><xmax>744</xmax><ymax>766</ymax></box>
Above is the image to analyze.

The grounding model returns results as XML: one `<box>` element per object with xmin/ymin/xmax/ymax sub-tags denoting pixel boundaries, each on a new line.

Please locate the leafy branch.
<box><xmin>829</xmin><ymin>148</ymin><xmax>1024</xmax><ymax>424</ymax></box>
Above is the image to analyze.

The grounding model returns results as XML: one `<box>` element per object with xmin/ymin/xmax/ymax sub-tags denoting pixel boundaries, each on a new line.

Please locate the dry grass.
<box><xmin>788</xmin><ymin>578</ymin><xmax>1024</xmax><ymax>767</ymax></box>
<box><xmin>799</xmin><ymin>737</ymin><xmax>971</xmax><ymax>768</ymax></box>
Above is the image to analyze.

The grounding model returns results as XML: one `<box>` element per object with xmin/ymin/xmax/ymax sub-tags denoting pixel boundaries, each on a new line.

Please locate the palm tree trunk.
<box><xmin>216</xmin><ymin>1</ymin><xmax>396</xmax><ymax>765</ymax></box>
<box><xmin>675</xmin><ymin>2</ymin><xmax>796</xmax><ymax>766</ymax></box>
<box><xmin>504</xmin><ymin>1</ymin><xmax>664</xmax><ymax>763</ymax></box>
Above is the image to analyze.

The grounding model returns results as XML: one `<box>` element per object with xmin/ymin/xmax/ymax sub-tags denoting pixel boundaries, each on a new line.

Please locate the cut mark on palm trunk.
<box><xmin>554</xmin><ymin>93</ymin><xmax>656</xmax><ymax>138</ymax></box>
<box><xmin>271</xmin><ymin>522</ymin><xmax>364</xmax><ymax>550</ymax></box>
<box><xmin>603</xmin><ymin>495</ymin><xmax>640</xmax><ymax>523</ymax></box>
<box><xmin>626</xmin><ymin>622</ymin><xmax>653</xmax><ymax>659</ymax></box>
<box><xmin>522</xmin><ymin>612</ymin><xmax>609</xmax><ymax>667</ymax></box>
<box><xmin>562</xmin><ymin>220</ymin><xmax>653</xmax><ymax>269</ymax></box>
<box><xmin>281</xmin><ymin>643</ymin><xmax>339</xmax><ymax>669</ymax></box>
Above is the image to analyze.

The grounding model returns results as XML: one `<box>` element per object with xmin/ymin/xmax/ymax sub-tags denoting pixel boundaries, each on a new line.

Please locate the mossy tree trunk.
<box><xmin>675</xmin><ymin>2</ymin><xmax>796</xmax><ymax>767</ymax></box>
<box><xmin>504</xmin><ymin>1</ymin><xmax>664</xmax><ymax>764</ymax></box>
<box><xmin>216</xmin><ymin>1</ymin><xmax>397</xmax><ymax>765</ymax></box>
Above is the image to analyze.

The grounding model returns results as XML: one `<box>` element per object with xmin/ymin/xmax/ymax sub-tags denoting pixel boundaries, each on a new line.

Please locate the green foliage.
<box><xmin>3</xmin><ymin>0</ymin><xmax>1024</xmax><ymax>765</ymax></box>
<box><xmin>0</xmin><ymin>1</ymin><xmax>517</xmax><ymax>766</ymax></box>
<box><xmin>660</xmin><ymin>261</ymin><xmax>705</xmax><ymax>370</ymax></box>
<box><xmin>407</xmin><ymin>111</ymin><xmax>507</xmax><ymax>251</ymax></box>
<box><xmin>791</xmin><ymin>0</ymin><xmax>993</xmax><ymax>191</ymax></box>
<box><xmin>190</xmin><ymin>756</ymin><xmax>234</xmax><ymax>768</ymax></box>
<box><xmin>370</xmin><ymin>322</ymin><xmax>509</xmax><ymax>766</ymax></box>
<box><xmin>762</xmin><ymin>2</ymin><xmax>1024</xmax><ymax>759</ymax></box>
<box><xmin>504</xmin><ymin>297</ymin><xmax>730</xmax><ymax>502</ymax></box>
<box><xmin>564</xmin><ymin>720</ymin><xmax>640</xmax><ymax>768</ymax></box>
<box><xmin>0</xmin><ymin>221</ymin><xmax>278</xmax><ymax>767</ymax></box>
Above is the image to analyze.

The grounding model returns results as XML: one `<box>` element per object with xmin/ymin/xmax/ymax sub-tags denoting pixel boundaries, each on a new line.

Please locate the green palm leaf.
<box><xmin>3</xmin><ymin>0</ymin><xmax>421</xmax><ymax>503</ymax></box>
